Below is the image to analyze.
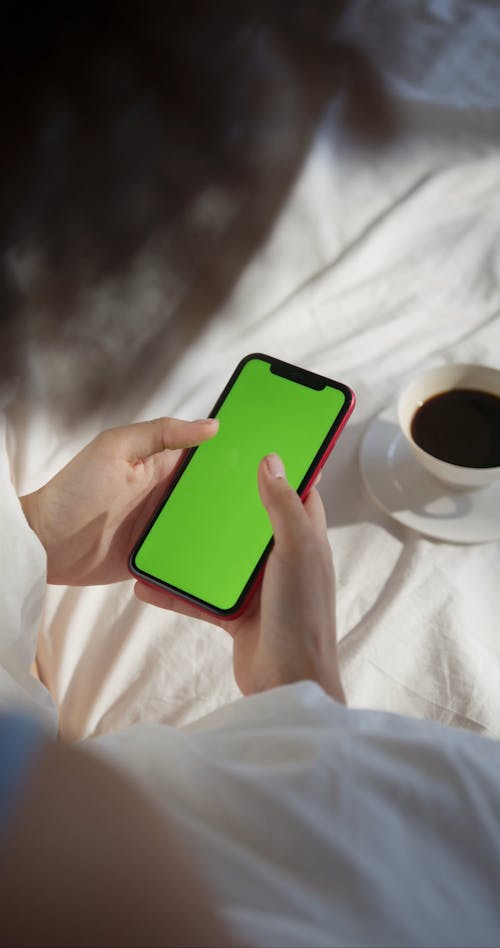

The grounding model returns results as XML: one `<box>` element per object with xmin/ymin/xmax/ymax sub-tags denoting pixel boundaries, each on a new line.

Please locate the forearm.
<box><xmin>0</xmin><ymin>475</ymin><xmax>55</xmax><ymax>724</ymax></box>
<box><xmin>19</xmin><ymin>491</ymin><xmax>43</xmax><ymax>546</ymax></box>
<box><xmin>254</xmin><ymin>649</ymin><xmax>346</xmax><ymax>704</ymax></box>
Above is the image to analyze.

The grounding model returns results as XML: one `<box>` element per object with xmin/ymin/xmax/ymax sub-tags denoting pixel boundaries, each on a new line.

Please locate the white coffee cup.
<box><xmin>398</xmin><ymin>363</ymin><xmax>500</xmax><ymax>490</ymax></box>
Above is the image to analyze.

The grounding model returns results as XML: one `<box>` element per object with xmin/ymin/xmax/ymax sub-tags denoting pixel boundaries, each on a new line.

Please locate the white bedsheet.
<box><xmin>5</xmin><ymin>0</ymin><xmax>500</xmax><ymax>740</ymax></box>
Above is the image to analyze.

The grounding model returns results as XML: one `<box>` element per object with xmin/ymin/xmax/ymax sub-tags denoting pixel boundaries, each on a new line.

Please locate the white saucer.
<box><xmin>359</xmin><ymin>406</ymin><xmax>500</xmax><ymax>544</ymax></box>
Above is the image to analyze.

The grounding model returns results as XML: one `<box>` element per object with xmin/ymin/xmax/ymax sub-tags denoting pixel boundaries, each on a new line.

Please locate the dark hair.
<box><xmin>0</xmin><ymin>1</ymin><xmax>393</xmax><ymax>420</ymax></box>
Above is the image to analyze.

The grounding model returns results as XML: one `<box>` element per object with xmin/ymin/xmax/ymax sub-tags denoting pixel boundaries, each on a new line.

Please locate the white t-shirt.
<box><xmin>1</xmin><ymin>410</ymin><xmax>500</xmax><ymax>947</ymax></box>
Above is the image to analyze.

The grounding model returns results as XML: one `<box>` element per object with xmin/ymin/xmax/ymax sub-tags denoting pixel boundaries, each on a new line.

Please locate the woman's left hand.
<box><xmin>20</xmin><ymin>417</ymin><xmax>219</xmax><ymax>585</ymax></box>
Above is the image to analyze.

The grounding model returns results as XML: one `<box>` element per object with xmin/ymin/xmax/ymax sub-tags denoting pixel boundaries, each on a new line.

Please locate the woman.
<box><xmin>1</xmin><ymin>5</ymin><xmax>499</xmax><ymax>947</ymax></box>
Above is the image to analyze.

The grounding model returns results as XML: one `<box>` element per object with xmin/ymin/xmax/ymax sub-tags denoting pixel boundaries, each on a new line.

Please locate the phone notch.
<box><xmin>269</xmin><ymin>359</ymin><xmax>326</xmax><ymax>391</ymax></box>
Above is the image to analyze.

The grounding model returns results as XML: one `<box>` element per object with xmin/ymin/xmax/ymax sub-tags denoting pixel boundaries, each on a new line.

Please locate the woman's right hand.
<box><xmin>134</xmin><ymin>453</ymin><xmax>345</xmax><ymax>702</ymax></box>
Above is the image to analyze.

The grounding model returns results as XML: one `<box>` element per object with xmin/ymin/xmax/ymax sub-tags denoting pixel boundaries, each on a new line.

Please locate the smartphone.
<box><xmin>129</xmin><ymin>353</ymin><xmax>355</xmax><ymax>618</ymax></box>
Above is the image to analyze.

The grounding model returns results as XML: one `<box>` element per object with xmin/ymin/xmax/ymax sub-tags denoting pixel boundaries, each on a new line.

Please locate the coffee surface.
<box><xmin>410</xmin><ymin>388</ymin><xmax>500</xmax><ymax>468</ymax></box>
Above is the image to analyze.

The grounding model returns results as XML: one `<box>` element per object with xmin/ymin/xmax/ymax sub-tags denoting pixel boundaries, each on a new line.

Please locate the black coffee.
<box><xmin>411</xmin><ymin>388</ymin><xmax>500</xmax><ymax>468</ymax></box>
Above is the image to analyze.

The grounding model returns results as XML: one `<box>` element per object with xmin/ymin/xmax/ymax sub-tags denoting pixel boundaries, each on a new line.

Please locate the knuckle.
<box><xmin>95</xmin><ymin>428</ymin><xmax>115</xmax><ymax>447</ymax></box>
<box><xmin>159</xmin><ymin>417</ymin><xmax>175</xmax><ymax>444</ymax></box>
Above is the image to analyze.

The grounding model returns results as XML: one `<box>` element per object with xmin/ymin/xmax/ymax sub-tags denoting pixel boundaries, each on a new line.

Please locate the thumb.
<box><xmin>258</xmin><ymin>454</ymin><xmax>309</xmax><ymax>550</ymax></box>
<box><xmin>109</xmin><ymin>416</ymin><xmax>219</xmax><ymax>461</ymax></box>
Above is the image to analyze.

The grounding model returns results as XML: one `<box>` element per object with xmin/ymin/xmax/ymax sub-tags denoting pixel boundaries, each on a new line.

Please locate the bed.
<box><xmin>6</xmin><ymin>0</ymin><xmax>500</xmax><ymax>741</ymax></box>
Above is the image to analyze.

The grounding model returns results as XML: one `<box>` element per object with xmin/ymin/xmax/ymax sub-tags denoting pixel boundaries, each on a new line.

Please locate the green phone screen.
<box><xmin>133</xmin><ymin>357</ymin><xmax>346</xmax><ymax>612</ymax></box>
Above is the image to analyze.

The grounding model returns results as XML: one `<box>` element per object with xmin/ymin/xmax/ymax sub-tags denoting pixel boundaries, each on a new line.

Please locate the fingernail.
<box><xmin>197</xmin><ymin>417</ymin><xmax>219</xmax><ymax>427</ymax></box>
<box><xmin>265</xmin><ymin>453</ymin><xmax>285</xmax><ymax>478</ymax></box>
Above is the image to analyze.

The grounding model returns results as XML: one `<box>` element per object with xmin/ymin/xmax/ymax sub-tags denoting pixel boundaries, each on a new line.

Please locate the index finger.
<box><xmin>302</xmin><ymin>486</ymin><xmax>329</xmax><ymax>537</ymax></box>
